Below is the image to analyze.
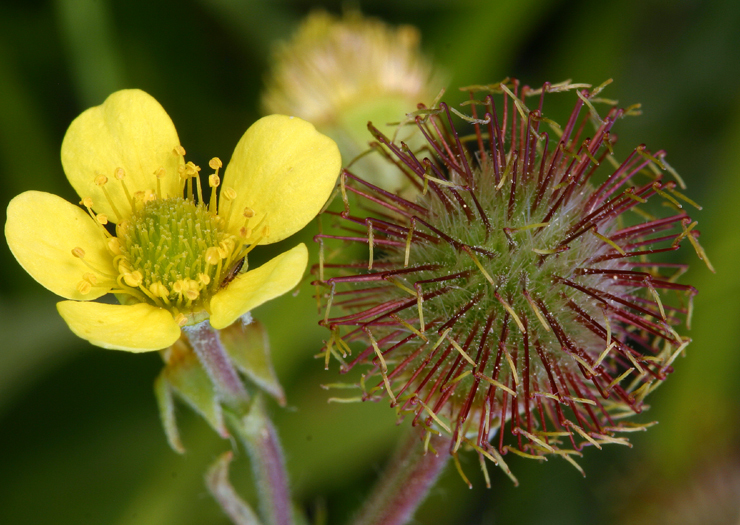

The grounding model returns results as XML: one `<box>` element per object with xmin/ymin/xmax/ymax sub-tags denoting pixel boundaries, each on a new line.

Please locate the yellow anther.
<box><xmin>209</xmin><ymin>158</ymin><xmax>223</xmax><ymax>170</ymax></box>
<box><xmin>94</xmin><ymin>175</ymin><xmax>108</xmax><ymax>186</ymax></box>
<box><xmin>81</xmin><ymin>197</ymin><xmax>94</xmax><ymax>208</ymax></box>
<box><xmin>143</xmin><ymin>189</ymin><xmax>156</xmax><ymax>203</ymax></box>
<box><xmin>243</xmin><ymin>207</ymin><xmax>255</xmax><ymax>218</ymax></box>
<box><xmin>178</xmin><ymin>165</ymin><xmax>188</xmax><ymax>180</ymax></box>
<box><xmin>77</xmin><ymin>281</ymin><xmax>92</xmax><ymax>295</ymax></box>
<box><xmin>83</xmin><ymin>272</ymin><xmax>98</xmax><ymax>286</ymax></box>
<box><xmin>208</xmin><ymin>174</ymin><xmax>221</xmax><ymax>212</ymax></box>
<box><xmin>220</xmin><ymin>238</ymin><xmax>235</xmax><ymax>253</ymax></box>
<box><xmin>174</xmin><ymin>313</ymin><xmax>188</xmax><ymax>326</ymax></box>
<box><xmin>154</xmin><ymin>167</ymin><xmax>166</xmax><ymax>179</ymax></box>
<box><xmin>96</xmin><ymin>214</ymin><xmax>108</xmax><ymax>225</ymax></box>
<box><xmin>117</xmin><ymin>261</ymin><xmax>134</xmax><ymax>277</ymax></box>
<box><xmin>123</xmin><ymin>270</ymin><xmax>143</xmax><ymax>288</ymax></box>
<box><xmin>72</xmin><ymin>247</ymin><xmax>86</xmax><ymax>259</ymax></box>
<box><xmin>116</xmin><ymin>220</ymin><xmax>130</xmax><ymax>237</ymax></box>
<box><xmin>240</xmin><ymin>226</ymin><xmax>251</xmax><ymax>239</ymax></box>
<box><xmin>133</xmin><ymin>190</ymin><xmax>145</xmax><ymax>202</ymax></box>
<box><xmin>197</xmin><ymin>273</ymin><xmax>211</xmax><ymax>286</ymax></box>
<box><xmin>223</xmin><ymin>187</ymin><xmax>237</xmax><ymax>200</ymax></box>
<box><xmin>185</xmin><ymin>288</ymin><xmax>199</xmax><ymax>301</ymax></box>
<box><xmin>185</xmin><ymin>161</ymin><xmax>200</xmax><ymax>176</ymax></box>
<box><xmin>150</xmin><ymin>282</ymin><xmax>169</xmax><ymax>298</ymax></box>
<box><xmin>205</xmin><ymin>247</ymin><xmax>221</xmax><ymax>265</ymax></box>
<box><xmin>114</xmin><ymin>167</ymin><xmax>126</xmax><ymax>180</ymax></box>
<box><xmin>174</xmin><ymin>145</ymin><xmax>186</xmax><ymax>156</ymax></box>
<box><xmin>107</xmin><ymin>237</ymin><xmax>122</xmax><ymax>256</ymax></box>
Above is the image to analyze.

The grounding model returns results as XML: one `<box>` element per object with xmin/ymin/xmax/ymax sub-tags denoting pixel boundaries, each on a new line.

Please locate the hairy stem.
<box><xmin>228</xmin><ymin>396</ymin><xmax>294</xmax><ymax>525</ymax></box>
<box><xmin>351</xmin><ymin>430</ymin><xmax>452</xmax><ymax>525</ymax></box>
<box><xmin>183</xmin><ymin>321</ymin><xmax>249</xmax><ymax>408</ymax></box>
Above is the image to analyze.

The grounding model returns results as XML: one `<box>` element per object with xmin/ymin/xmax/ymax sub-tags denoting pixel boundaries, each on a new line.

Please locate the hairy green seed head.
<box><xmin>317</xmin><ymin>79</ymin><xmax>704</xmax><ymax>478</ymax></box>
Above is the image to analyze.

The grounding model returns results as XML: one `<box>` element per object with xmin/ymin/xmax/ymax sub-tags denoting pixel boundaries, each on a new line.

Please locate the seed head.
<box><xmin>316</xmin><ymin>79</ymin><xmax>709</xmax><ymax>479</ymax></box>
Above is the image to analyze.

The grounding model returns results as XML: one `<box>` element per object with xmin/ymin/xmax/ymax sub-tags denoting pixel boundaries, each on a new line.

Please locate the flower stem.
<box><xmin>227</xmin><ymin>396</ymin><xmax>294</xmax><ymax>525</ymax></box>
<box><xmin>183</xmin><ymin>321</ymin><xmax>249</xmax><ymax>408</ymax></box>
<box><xmin>351</xmin><ymin>430</ymin><xmax>452</xmax><ymax>525</ymax></box>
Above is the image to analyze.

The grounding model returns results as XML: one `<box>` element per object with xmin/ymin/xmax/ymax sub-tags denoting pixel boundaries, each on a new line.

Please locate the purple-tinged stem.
<box><xmin>351</xmin><ymin>431</ymin><xmax>452</xmax><ymax>525</ymax></box>
<box><xmin>183</xmin><ymin>321</ymin><xmax>249</xmax><ymax>408</ymax></box>
<box><xmin>228</xmin><ymin>396</ymin><xmax>293</xmax><ymax>525</ymax></box>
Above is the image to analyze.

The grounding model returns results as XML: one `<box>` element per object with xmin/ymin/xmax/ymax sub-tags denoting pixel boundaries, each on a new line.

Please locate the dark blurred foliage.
<box><xmin>0</xmin><ymin>1</ymin><xmax>738</xmax><ymax>524</ymax></box>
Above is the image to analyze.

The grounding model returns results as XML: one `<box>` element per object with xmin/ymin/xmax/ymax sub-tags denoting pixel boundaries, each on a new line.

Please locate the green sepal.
<box><xmin>153</xmin><ymin>371</ymin><xmax>185</xmax><ymax>454</ymax></box>
<box><xmin>205</xmin><ymin>451</ymin><xmax>262</xmax><ymax>525</ymax></box>
<box><xmin>219</xmin><ymin>318</ymin><xmax>286</xmax><ymax>406</ymax></box>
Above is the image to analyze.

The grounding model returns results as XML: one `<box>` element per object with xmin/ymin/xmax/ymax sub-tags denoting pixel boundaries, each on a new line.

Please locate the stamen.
<box><xmin>122</xmin><ymin>270</ymin><xmax>143</xmax><ymax>288</ymax></box>
<box><xmin>208</xmin><ymin>175</ymin><xmax>221</xmax><ymax>213</ymax></box>
<box><xmin>94</xmin><ymin>175</ymin><xmax>123</xmax><ymax>222</ymax></box>
<box><xmin>154</xmin><ymin>167</ymin><xmax>166</xmax><ymax>199</ymax></box>
<box><xmin>76</xmin><ymin>280</ymin><xmax>92</xmax><ymax>295</ymax></box>
<box><xmin>79</xmin><ymin>197</ymin><xmax>112</xmax><ymax>240</ymax></box>
<box><xmin>220</xmin><ymin>187</ymin><xmax>237</xmax><ymax>229</ymax></box>
<box><xmin>71</xmin><ymin>246</ymin><xmax>115</xmax><ymax>278</ymax></box>
<box><xmin>114</xmin><ymin>167</ymin><xmax>134</xmax><ymax>210</ymax></box>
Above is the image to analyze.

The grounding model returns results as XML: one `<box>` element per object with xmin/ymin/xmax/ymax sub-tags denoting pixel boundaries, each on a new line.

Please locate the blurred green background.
<box><xmin>1</xmin><ymin>0</ymin><xmax>738</xmax><ymax>523</ymax></box>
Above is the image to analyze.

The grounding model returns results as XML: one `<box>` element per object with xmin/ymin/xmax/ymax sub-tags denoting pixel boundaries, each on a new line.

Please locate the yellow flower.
<box><xmin>5</xmin><ymin>89</ymin><xmax>340</xmax><ymax>352</ymax></box>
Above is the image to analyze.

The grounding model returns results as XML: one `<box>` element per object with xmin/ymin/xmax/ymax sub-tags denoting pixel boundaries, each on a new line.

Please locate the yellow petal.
<box><xmin>222</xmin><ymin>115</ymin><xmax>340</xmax><ymax>244</ymax></box>
<box><xmin>5</xmin><ymin>191</ymin><xmax>115</xmax><ymax>300</ymax></box>
<box><xmin>210</xmin><ymin>243</ymin><xmax>308</xmax><ymax>329</ymax></box>
<box><xmin>61</xmin><ymin>89</ymin><xmax>183</xmax><ymax>221</ymax></box>
<box><xmin>57</xmin><ymin>301</ymin><xmax>181</xmax><ymax>352</ymax></box>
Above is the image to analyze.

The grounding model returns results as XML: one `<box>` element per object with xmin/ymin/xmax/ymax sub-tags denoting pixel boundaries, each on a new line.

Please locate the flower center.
<box><xmin>115</xmin><ymin>197</ymin><xmax>241</xmax><ymax>320</ymax></box>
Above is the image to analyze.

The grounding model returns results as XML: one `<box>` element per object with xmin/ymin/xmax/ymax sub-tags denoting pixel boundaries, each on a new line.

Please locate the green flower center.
<box><xmin>116</xmin><ymin>197</ymin><xmax>241</xmax><ymax>317</ymax></box>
